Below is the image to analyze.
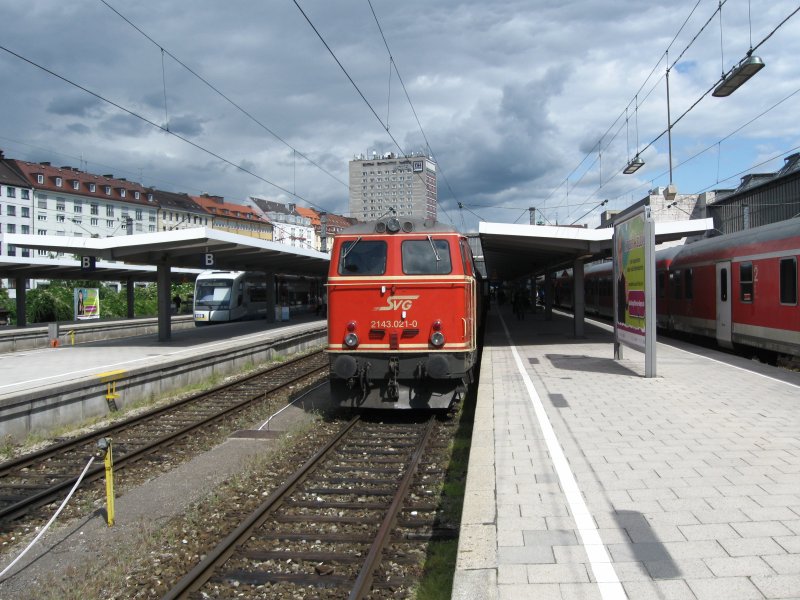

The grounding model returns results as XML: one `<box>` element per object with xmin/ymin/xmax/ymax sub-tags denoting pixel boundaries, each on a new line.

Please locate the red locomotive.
<box><xmin>326</xmin><ymin>217</ymin><xmax>484</xmax><ymax>409</ymax></box>
<box><xmin>557</xmin><ymin>218</ymin><xmax>800</xmax><ymax>359</ymax></box>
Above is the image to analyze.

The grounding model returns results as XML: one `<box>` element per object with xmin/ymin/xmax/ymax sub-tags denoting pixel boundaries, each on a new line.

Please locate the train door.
<box><xmin>715</xmin><ymin>261</ymin><xmax>733</xmax><ymax>348</ymax></box>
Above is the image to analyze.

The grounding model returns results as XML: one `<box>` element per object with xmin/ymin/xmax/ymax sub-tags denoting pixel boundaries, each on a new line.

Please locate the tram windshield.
<box><xmin>195</xmin><ymin>279</ymin><xmax>232</xmax><ymax>309</ymax></box>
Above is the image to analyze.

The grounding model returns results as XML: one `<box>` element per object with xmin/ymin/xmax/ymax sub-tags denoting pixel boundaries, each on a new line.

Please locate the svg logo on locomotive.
<box><xmin>373</xmin><ymin>295</ymin><xmax>420</xmax><ymax>312</ymax></box>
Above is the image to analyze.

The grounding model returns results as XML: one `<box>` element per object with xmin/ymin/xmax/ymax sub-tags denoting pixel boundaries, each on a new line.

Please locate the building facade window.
<box><xmin>106</xmin><ymin>205</ymin><xmax>114</xmax><ymax>217</ymax></box>
<box><xmin>55</xmin><ymin>177</ymin><xmax>62</xmax><ymax>187</ymax></box>
<box><xmin>21</xmin><ymin>189</ymin><xmax>29</xmax><ymax>200</ymax></box>
<box><xmin>90</xmin><ymin>203</ymin><xmax>99</xmax><ymax>215</ymax></box>
<box><xmin>6</xmin><ymin>186</ymin><xmax>15</xmax><ymax>198</ymax></box>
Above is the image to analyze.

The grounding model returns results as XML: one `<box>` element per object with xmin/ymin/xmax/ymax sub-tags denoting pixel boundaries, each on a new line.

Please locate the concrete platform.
<box><xmin>0</xmin><ymin>316</ymin><xmax>326</xmax><ymax>439</ymax></box>
<box><xmin>453</xmin><ymin>305</ymin><xmax>800</xmax><ymax>600</ymax></box>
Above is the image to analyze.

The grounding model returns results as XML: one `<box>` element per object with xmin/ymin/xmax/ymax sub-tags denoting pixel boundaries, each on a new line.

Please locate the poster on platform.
<box><xmin>612</xmin><ymin>205</ymin><xmax>656</xmax><ymax>377</ymax></box>
<box><xmin>75</xmin><ymin>288</ymin><xmax>100</xmax><ymax>320</ymax></box>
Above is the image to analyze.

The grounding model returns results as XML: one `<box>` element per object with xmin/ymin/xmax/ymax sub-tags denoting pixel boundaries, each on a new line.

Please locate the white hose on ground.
<box><xmin>0</xmin><ymin>455</ymin><xmax>96</xmax><ymax>581</ymax></box>
<box><xmin>258</xmin><ymin>381</ymin><xmax>327</xmax><ymax>431</ymax></box>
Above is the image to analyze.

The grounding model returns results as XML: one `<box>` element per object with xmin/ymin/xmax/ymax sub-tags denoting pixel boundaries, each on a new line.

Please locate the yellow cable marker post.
<box><xmin>97</xmin><ymin>369</ymin><xmax>125</xmax><ymax>412</ymax></box>
<box><xmin>97</xmin><ymin>438</ymin><xmax>114</xmax><ymax>526</ymax></box>
<box><xmin>69</xmin><ymin>330</ymin><xmax>75</xmax><ymax>346</ymax></box>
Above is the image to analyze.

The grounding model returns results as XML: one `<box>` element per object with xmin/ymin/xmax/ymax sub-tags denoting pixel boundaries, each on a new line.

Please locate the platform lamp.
<box><xmin>623</xmin><ymin>155</ymin><xmax>644</xmax><ymax>174</ymax></box>
<box><xmin>713</xmin><ymin>54</ymin><xmax>765</xmax><ymax>97</ymax></box>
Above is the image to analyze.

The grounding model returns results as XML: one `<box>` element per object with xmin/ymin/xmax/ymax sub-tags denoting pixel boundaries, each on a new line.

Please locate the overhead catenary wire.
<box><xmin>365</xmin><ymin>0</ymin><xmax>461</xmax><ymax>227</ymax></box>
<box><xmin>99</xmin><ymin>0</ymin><xmax>349</xmax><ymax>191</ymax></box>
<box><xmin>549</xmin><ymin>1</ymin><xmax>799</xmax><ymax>225</ymax></box>
<box><xmin>292</xmin><ymin>0</ymin><xmax>455</xmax><ymax>224</ymax></box>
<box><xmin>0</xmin><ymin>43</ymin><xmax>337</xmax><ymax>216</ymax></box>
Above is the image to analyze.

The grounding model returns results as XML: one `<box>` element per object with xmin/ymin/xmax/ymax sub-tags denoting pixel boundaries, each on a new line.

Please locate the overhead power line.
<box><xmin>292</xmin><ymin>0</ymin><xmax>455</xmax><ymax>225</ymax></box>
<box><xmin>98</xmin><ymin>0</ymin><xmax>349</xmax><ymax>191</ymax></box>
<box><xmin>0</xmin><ymin>43</ymin><xmax>334</xmax><ymax>214</ymax></box>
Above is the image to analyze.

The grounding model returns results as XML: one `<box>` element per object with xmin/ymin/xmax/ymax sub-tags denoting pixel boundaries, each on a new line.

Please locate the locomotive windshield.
<box><xmin>338</xmin><ymin>240</ymin><xmax>387</xmax><ymax>275</ymax></box>
<box><xmin>195</xmin><ymin>279</ymin><xmax>232</xmax><ymax>308</ymax></box>
<box><xmin>402</xmin><ymin>239</ymin><xmax>452</xmax><ymax>274</ymax></box>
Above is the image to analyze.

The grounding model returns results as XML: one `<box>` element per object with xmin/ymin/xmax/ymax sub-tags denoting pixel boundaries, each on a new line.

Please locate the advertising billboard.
<box><xmin>613</xmin><ymin>205</ymin><xmax>656</xmax><ymax>376</ymax></box>
<box><xmin>75</xmin><ymin>288</ymin><xmax>100</xmax><ymax>320</ymax></box>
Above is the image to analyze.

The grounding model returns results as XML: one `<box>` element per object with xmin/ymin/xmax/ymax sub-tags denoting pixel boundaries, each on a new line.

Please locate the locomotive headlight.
<box><xmin>430</xmin><ymin>321</ymin><xmax>445</xmax><ymax>347</ymax></box>
<box><xmin>430</xmin><ymin>331</ymin><xmax>445</xmax><ymax>347</ymax></box>
<box><xmin>344</xmin><ymin>321</ymin><xmax>359</xmax><ymax>347</ymax></box>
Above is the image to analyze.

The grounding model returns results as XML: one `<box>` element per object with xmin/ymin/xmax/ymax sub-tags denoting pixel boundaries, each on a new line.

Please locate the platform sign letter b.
<box><xmin>204</xmin><ymin>253</ymin><xmax>215</xmax><ymax>267</ymax></box>
<box><xmin>81</xmin><ymin>256</ymin><xmax>96</xmax><ymax>271</ymax></box>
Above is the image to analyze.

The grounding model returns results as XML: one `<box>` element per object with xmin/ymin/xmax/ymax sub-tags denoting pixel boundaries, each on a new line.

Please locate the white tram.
<box><xmin>193</xmin><ymin>271</ymin><xmax>268</xmax><ymax>325</ymax></box>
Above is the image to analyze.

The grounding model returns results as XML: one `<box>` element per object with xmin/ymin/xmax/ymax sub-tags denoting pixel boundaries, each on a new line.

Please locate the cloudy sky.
<box><xmin>2</xmin><ymin>0</ymin><xmax>799</xmax><ymax>231</ymax></box>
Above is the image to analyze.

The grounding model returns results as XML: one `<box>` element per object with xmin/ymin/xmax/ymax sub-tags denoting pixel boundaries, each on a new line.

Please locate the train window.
<box><xmin>338</xmin><ymin>240</ymin><xmax>387</xmax><ymax>275</ymax></box>
<box><xmin>402</xmin><ymin>239</ymin><xmax>452</xmax><ymax>274</ymax></box>
<box><xmin>720</xmin><ymin>268</ymin><xmax>728</xmax><ymax>302</ymax></box>
<box><xmin>739</xmin><ymin>262</ymin><xmax>753</xmax><ymax>303</ymax></box>
<box><xmin>779</xmin><ymin>257</ymin><xmax>797</xmax><ymax>305</ymax></box>
<box><xmin>673</xmin><ymin>270</ymin><xmax>682</xmax><ymax>300</ymax></box>
<box><xmin>685</xmin><ymin>269</ymin><xmax>693</xmax><ymax>300</ymax></box>
<box><xmin>657</xmin><ymin>272</ymin><xmax>665</xmax><ymax>298</ymax></box>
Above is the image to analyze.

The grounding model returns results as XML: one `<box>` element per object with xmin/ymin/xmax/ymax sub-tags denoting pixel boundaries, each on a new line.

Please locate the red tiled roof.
<box><xmin>11</xmin><ymin>160</ymin><xmax>155</xmax><ymax>205</ymax></box>
<box><xmin>190</xmin><ymin>194</ymin><xmax>268</xmax><ymax>223</ymax></box>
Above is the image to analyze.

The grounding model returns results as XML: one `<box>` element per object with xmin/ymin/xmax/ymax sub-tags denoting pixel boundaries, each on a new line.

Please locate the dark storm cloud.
<box><xmin>166</xmin><ymin>115</ymin><xmax>205</xmax><ymax>137</ymax></box>
<box><xmin>47</xmin><ymin>95</ymin><xmax>103</xmax><ymax>117</ymax></box>
<box><xmin>100</xmin><ymin>114</ymin><xmax>149</xmax><ymax>138</ymax></box>
<box><xmin>66</xmin><ymin>123</ymin><xmax>92</xmax><ymax>135</ymax></box>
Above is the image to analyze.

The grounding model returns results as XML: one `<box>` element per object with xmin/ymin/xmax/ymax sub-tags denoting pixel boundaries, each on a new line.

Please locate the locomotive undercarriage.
<box><xmin>329</xmin><ymin>351</ymin><xmax>475</xmax><ymax>410</ymax></box>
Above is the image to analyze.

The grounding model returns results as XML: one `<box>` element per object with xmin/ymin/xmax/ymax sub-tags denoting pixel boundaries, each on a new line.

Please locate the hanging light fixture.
<box><xmin>713</xmin><ymin>55</ymin><xmax>765</xmax><ymax>97</ymax></box>
<box><xmin>623</xmin><ymin>155</ymin><xmax>645</xmax><ymax>174</ymax></box>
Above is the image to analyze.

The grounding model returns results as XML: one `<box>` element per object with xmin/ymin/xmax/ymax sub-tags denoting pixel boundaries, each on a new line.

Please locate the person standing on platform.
<box><xmin>512</xmin><ymin>290</ymin><xmax>525</xmax><ymax>320</ymax></box>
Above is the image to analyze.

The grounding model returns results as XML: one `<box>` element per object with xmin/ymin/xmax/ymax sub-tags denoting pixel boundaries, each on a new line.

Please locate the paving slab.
<box><xmin>453</xmin><ymin>305</ymin><xmax>800</xmax><ymax>599</ymax></box>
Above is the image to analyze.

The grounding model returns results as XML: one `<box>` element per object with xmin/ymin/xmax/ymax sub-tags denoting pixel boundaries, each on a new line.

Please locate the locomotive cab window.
<box><xmin>338</xmin><ymin>240</ymin><xmax>387</xmax><ymax>275</ymax></box>
<box><xmin>739</xmin><ymin>262</ymin><xmax>753</xmax><ymax>303</ymax></box>
<box><xmin>780</xmin><ymin>257</ymin><xmax>797</xmax><ymax>305</ymax></box>
<box><xmin>402</xmin><ymin>238</ymin><xmax>452</xmax><ymax>274</ymax></box>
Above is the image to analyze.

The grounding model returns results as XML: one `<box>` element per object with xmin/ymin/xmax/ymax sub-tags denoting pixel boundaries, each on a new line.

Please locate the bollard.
<box><xmin>68</xmin><ymin>330</ymin><xmax>75</xmax><ymax>346</ymax></box>
<box><xmin>97</xmin><ymin>438</ymin><xmax>115</xmax><ymax>526</ymax></box>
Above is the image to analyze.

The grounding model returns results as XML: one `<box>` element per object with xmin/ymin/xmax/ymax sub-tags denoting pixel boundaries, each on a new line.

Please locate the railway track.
<box><xmin>163</xmin><ymin>414</ymin><xmax>454</xmax><ymax>599</ymax></box>
<box><xmin>0</xmin><ymin>350</ymin><xmax>328</xmax><ymax>529</ymax></box>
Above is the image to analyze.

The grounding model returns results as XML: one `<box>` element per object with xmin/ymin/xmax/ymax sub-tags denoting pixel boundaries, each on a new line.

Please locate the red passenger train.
<box><xmin>326</xmin><ymin>217</ymin><xmax>485</xmax><ymax>409</ymax></box>
<box><xmin>557</xmin><ymin>218</ymin><xmax>800</xmax><ymax>358</ymax></box>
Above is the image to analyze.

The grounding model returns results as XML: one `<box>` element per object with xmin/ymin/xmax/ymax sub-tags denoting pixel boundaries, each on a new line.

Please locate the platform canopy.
<box><xmin>0</xmin><ymin>255</ymin><xmax>200</xmax><ymax>282</ymax></box>
<box><xmin>478</xmin><ymin>218</ymin><xmax>714</xmax><ymax>281</ymax></box>
<box><xmin>4</xmin><ymin>227</ymin><xmax>330</xmax><ymax>278</ymax></box>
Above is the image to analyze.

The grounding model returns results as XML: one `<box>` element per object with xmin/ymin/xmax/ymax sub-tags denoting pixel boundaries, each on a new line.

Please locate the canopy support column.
<box><xmin>157</xmin><ymin>265</ymin><xmax>171</xmax><ymax>341</ymax></box>
<box><xmin>15</xmin><ymin>277</ymin><xmax>26</xmax><ymax>327</ymax></box>
<box><xmin>126</xmin><ymin>278</ymin><xmax>135</xmax><ymax>319</ymax></box>
<box><xmin>573</xmin><ymin>258</ymin><xmax>585</xmax><ymax>338</ymax></box>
